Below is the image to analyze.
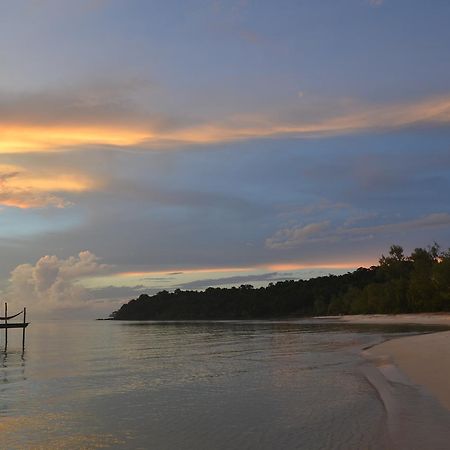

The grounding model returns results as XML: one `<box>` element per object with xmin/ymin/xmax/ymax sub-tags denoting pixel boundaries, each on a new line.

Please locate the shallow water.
<box><xmin>1</xmin><ymin>320</ymin><xmax>449</xmax><ymax>449</ymax></box>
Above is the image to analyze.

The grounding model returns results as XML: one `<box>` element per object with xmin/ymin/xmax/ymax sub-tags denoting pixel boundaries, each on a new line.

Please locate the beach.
<box><xmin>338</xmin><ymin>314</ymin><xmax>450</xmax><ymax>411</ymax></box>
<box><xmin>339</xmin><ymin>313</ymin><xmax>450</xmax><ymax>326</ymax></box>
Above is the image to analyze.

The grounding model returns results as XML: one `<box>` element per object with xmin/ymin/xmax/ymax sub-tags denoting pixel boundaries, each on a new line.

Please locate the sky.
<box><xmin>1</xmin><ymin>0</ymin><xmax>450</xmax><ymax>318</ymax></box>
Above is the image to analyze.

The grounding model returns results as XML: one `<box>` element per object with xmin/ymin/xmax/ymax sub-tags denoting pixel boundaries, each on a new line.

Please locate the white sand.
<box><xmin>325</xmin><ymin>314</ymin><xmax>450</xmax><ymax>410</ymax></box>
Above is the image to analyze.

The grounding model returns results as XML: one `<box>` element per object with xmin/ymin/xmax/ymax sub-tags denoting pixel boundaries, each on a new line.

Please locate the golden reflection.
<box><xmin>0</xmin><ymin>414</ymin><xmax>122</xmax><ymax>449</ymax></box>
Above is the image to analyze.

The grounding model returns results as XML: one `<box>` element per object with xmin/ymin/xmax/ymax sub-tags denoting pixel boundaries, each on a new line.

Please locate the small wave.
<box><xmin>361</xmin><ymin>355</ymin><xmax>450</xmax><ymax>450</ymax></box>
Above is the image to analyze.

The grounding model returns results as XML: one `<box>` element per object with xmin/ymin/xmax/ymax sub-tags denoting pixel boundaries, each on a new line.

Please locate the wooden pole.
<box><xmin>22</xmin><ymin>307</ymin><xmax>26</xmax><ymax>352</ymax></box>
<box><xmin>4</xmin><ymin>302</ymin><xmax>7</xmax><ymax>351</ymax></box>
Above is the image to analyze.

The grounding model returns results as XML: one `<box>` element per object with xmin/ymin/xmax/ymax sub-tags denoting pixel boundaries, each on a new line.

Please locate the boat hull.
<box><xmin>0</xmin><ymin>323</ymin><xmax>29</xmax><ymax>329</ymax></box>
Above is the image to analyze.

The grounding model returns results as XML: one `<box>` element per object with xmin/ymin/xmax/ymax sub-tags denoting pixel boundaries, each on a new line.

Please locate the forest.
<box><xmin>111</xmin><ymin>244</ymin><xmax>450</xmax><ymax>320</ymax></box>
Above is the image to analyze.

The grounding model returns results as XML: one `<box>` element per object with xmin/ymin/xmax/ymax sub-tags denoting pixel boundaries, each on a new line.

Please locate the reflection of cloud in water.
<box><xmin>0</xmin><ymin>413</ymin><xmax>123</xmax><ymax>449</ymax></box>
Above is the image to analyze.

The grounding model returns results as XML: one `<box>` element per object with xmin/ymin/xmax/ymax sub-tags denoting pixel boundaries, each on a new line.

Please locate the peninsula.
<box><xmin>111</xmin><ymin>244</ymin><xmax>450</xmax><ymax>320</ymax></box>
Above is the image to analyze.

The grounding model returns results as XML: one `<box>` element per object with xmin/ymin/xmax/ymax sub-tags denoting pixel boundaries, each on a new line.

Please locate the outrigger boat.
<box><xmin>0</xmin><ymin>308</ymin><xmax>28</xmax><ymax>329</ymax></box>
<box><xmin>0</xmin><ymin>322</ymin><xmax>29</xmax><ymax>329</ymax></box>
<box><xmin>1</xmin><ymin>303</ymin><xmax>29</xmax><ymax>350</ymax></box>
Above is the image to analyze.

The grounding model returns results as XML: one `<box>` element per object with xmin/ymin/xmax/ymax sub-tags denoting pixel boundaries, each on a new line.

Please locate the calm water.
<box><xmin>1</xmin><ymin>320</ymin><xmax>450</xmax><ymax>449</ymax></box>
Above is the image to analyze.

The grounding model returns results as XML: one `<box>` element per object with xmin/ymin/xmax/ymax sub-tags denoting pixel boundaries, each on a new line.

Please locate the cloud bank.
<box><xmin>266</xmin><ymin>213</ymin><xmax>450</xmax><ymax>249</ymax></box>
<box><xmin>2</xmin><ymin>86</ymin><xmax>450</xmax><ymax>153</ymax></box>
<box><xmin>7</xmin><ymin>251</ymin><xmax>112</xmax><ymax>316</ymax></box>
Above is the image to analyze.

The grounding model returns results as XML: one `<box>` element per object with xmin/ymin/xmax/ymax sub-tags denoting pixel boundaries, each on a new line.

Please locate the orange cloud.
<box><xmin>172</xmin><ymin>95</ymin><xmax>450</xmax><ymax>143</ymax></box>
<box><xmin>1</xmin><ymin>95</ymin><xmax>450</xmax><ymax>153</ymax></box>
<box><xmin>0</xmin><ymin>164</ymin><xmax>97</xmax><ymax>208</ymax></box>
<box><xmin>112</xmin><ymin>260</ymin><xmax>371</xmax><ymax>280</ymax></box>
<box><xmin>117</xmin><ymin>266</ymin><xmax>252</xmax><ymax>278</ymax></box>
<box><xmin>0</xmin><ymin>124</ymin><xmax>151</xmax><ymax>153</ymax></box>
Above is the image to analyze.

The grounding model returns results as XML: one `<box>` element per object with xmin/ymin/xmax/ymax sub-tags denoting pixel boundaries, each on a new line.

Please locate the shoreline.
<box><xmin>327</xmin><ymin>312</ymin><xmax>450</xmax><ymax>326</ymax></box>
<box><xmin>336</xmin><ymin>314</ymin><xmax>450</xmax><ymax>411</ymax></box>
<box><xmin>367</xmin><ymin>330</ymin><xmax>450</xmax><ymax>411</ymax></box>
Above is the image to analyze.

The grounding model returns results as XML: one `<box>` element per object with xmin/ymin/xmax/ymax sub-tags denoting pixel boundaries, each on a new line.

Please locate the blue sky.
<box><xmin>1</xmin><ymin>0</ymin><xmax>450</xmax><ymax>317</ymax></box>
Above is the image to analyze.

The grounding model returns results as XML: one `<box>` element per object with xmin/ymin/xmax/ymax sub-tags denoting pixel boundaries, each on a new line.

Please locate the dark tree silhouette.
<box><xmin>111</xmin><ymin>244</ymin><xmax>450</xmax><ymax>320</ymax></box>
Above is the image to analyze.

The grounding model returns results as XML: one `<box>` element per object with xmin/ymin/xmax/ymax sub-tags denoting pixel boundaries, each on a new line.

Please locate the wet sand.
<box><xmin>368</xmin><ymin>330</ymin><xmax>450</xmax><ymax>410</ymax></box>
<box><xmin>334</xmin><ymin>314</ymin><xmax>450</xmax><ymax>410</ymax></box>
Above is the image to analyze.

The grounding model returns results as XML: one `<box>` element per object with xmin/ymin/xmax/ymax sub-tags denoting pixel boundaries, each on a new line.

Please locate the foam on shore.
<box><xmin>360</xmin><ymin>353</ymin><xmax>450</xmax><ymax>450</ymax></box>
<box><xmin>336</xmin><ymin>314</ymin><xmax>450</xmax><ymax>410</ymax></box>
<box><xmin>332</xmin><ymin>313</ymin><xmax>450</xmax><ymax>447</ymax></box>
<box><xmin>350</xmin><ymin>318</ymin><xmax>450</xmax><ymax>449</ymax></box>
<box><xmin>367</xmin><ymin>330</ymin><xmax>450</xmax><ymax>410</ymax></box>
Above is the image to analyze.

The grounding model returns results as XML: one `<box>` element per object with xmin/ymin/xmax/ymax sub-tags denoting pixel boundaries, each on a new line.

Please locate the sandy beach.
<box><xmin>336</xmin><ymin>314</ymin><xmax>450</xmax><ymax>410</ymax></box>
<box><xmin>338</xmin><ymin>313</ymin><xmax>450</xmax><ymax>326</ymax></box>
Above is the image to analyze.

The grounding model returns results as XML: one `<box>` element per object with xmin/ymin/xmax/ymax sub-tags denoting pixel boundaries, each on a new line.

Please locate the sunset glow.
<box><xmin>0</xmin><ymin>124</ymin><xmax>150</xmax><ymax>152</ymax></box>
<box><xmin>0</xmin><ymin>0</ymin><xmax>448</xmax><ymax>317</ymax></box>
<box><xmin>2</xmin><ymin>3</ymin><xmax>450</xmax><ymax>449</ymax></box>
<box><xmin>1</xmin><ymin>96</ymin><xmax>450</xmax><ymax>153</ymax></box>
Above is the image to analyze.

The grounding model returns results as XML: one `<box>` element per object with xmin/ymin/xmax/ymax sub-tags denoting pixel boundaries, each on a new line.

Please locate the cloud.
<box><xmin>7</xmin><ymin>251</ymin><xmax>113</xmax><ymax>315</ymax></box>
<box><xmin>26</xmin><ymin>0</ymin><xmax>110</xmax><ymax>13</ymax></box>
<box><xmin>0</xmin><ymin>124</ymin><xmax>150</xmax><ymax>153</ymax></box>
<box><xmin>266</xmin><ymin>221</ymin><xmax>331</xmax><ymax>249</ymax></box>
<box><xmin>266</xmin><ymin>213</ymin><xmax>450</xmax><ymax>249</ymax></box>
<box><xmin>1</xmin><ymin>85</ymin><xmax>450</xmax><ymax>152</ymax></box>
<box><xmin>345</xmin><ymin>212</ymin><xmax>450</xmax><ymax>236</ymax></box>
<box><xmin>175</xmin><ymin>272</ymin><xmax>292</xmax><ymax>290</ymax></box>
<box><xmin>276</xmin><ymin>200</ymin><xmax>350</xmax><ymax>218</ymax></box>
<box><xmin>368</xmin><ymin>0</ymin><xmax>384</xmax><ymax>7</ymax></box>
<box><xmin>0</xmin><ymin>78</ymin><xmax>171</xmax><ymax>153</ymax></box>
<box><xmin>0</xmin><ymin>163</ymin><xmax>96</xmax><ymax>208</ymax></box>
<box><xmin>88</xmin><ymin>284</ymin><xmax>149</xmax><ymax>300</ymax></box>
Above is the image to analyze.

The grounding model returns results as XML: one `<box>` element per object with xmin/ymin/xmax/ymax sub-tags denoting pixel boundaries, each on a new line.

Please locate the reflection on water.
<box><xmin>1</xmin><ymin>320</ymin><xmax>449</xmax><ymax>449</ymax></box>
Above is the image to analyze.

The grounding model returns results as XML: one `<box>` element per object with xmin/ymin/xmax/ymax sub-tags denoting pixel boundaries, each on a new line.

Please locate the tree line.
<box><xmin>111</xmin><ymin>244</ymin><xmax>450</xmax><ymax>320</ymax></box>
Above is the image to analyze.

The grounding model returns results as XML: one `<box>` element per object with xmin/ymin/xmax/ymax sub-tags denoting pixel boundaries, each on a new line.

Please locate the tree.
<box><xmin>110</xmin><ymin>243</ymin><xmax>449</xmax><ymax>320</ymax></box>
<box><xmin>408</xmin><ymin>247</ymin><xmax>438</xmax><ymax>311</ymax></box>
<box><xmin>379</xmin><ymin>245</ymin><xmax>410</xmax><ymax>280</ymax></box>
<box><xmin>433</xmin><ymin>249</ymin><xmax>450</xmax><ymax>310</ymax></box>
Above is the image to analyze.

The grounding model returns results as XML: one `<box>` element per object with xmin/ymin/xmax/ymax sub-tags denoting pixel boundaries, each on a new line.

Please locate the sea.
<box><xmin>1</xmin><ymin>319</ymin><xmax>450</xmax><ymax>449</ymax></box>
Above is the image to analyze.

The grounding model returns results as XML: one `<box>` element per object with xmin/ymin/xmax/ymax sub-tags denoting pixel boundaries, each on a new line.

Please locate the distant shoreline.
<box><xmin>110</xmin><ymin>245</ymin><xmax>450</xmax><ymax>321</ymax></box>
<box><xmin>331</xmin><ymin>312</ymin><xmax>450</xmax><ymax>326</ymax></box>
<box><xmin>108</xmin><ymin>312</ymin><xmax>450</xmax><ymax>324</ymax></box>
